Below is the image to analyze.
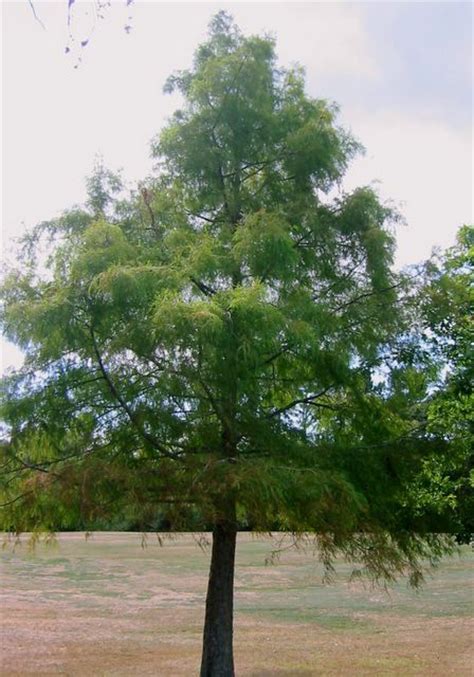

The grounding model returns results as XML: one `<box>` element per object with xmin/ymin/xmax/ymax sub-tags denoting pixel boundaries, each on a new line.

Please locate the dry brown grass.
<box><xmin>1</xmin><ymin>532</ymin><xmax>472</xmax><ymax>675</ymax></box>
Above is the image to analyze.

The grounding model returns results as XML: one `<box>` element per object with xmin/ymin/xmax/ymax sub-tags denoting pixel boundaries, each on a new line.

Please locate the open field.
<box><xmin>1</xmin><ymin>532</ymin><xmax>473</xmax><ymax>675</ymax></box>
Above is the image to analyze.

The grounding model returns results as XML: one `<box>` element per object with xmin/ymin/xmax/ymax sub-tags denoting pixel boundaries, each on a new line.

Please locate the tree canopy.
<box><xmin>0</xmin><ymin>12</ymin><xmax>463</xmax><ymax>676</ymax></box>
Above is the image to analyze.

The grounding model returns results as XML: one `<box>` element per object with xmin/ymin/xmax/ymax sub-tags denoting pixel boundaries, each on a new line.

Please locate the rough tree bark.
<box><xmin>200</xmin><ymin>520</ymin><xmax>238</xmax><ymax>677</ymax></box>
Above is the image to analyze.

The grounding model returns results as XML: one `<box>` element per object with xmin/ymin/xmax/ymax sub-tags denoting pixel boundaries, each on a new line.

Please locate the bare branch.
<box><xmin>89</xmin><ymin>327</ymin><xmax>180</xmax><ymax>461</ymax></box>
<box><xmin>28</xmin><ymin>1</ymin><xmax>46</xmax><ymax>30</ymax></box>
<box><xmin>262</xmin><ymin>344</ymin><xmax>292</xmax><ymax>366</ymax></box>
<box><xmin>267</xmin><ymin>386</ymin><xmax>334</xmax><ymax>418</ymax></box>
<box><xmin>140</xmin><ymin>187</ymin><xmax>158</xmax><ymax>234</ymax></box>
<box><xmin>332</xmin><ymin>280</ymin><xmax>403</xmax><ymax>313</ymax></box>
<box><xmin>190</xmin><ymin>277</ymin><xmax>216</xmax><ymax>297</ymax></box>
<box><xmin>0</xmin><ymin>489</ymin><xmax>36</xmax><ymax>509</ymax></box>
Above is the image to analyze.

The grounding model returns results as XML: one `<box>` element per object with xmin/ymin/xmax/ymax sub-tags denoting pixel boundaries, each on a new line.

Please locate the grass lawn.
<box><xmin>1</xmin><ymin>532</ymin><xmax>473</xmax><ymax>675</ymax></box>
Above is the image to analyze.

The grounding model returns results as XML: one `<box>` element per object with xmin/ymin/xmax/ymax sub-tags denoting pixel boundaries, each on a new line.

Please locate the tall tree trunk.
<box><xmin>200</xmin><ymin>521</ymin><xmax>237</xmax><ymax>677</ymax></box>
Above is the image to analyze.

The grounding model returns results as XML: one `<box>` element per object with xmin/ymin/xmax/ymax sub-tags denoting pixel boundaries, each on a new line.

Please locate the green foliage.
<box><xmin>1</xmin><ymin>12</ymin><xmax>457</xmax><ymax>580</ymax></box>
<box><xmin>404</xmin><ymin>226</ymin><xmax>473</xmax><ymax>542</ymax></box>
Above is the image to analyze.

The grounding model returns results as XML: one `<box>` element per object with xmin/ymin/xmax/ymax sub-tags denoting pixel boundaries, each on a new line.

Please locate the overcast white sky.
<box><xmin>1</xmin><ymin>1</ymin><xmax>473</xmax><ymax>370</ymax></box>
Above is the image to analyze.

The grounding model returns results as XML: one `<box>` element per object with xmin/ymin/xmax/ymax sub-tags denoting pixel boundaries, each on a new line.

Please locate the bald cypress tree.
<box><xmin>1</xmin><ymin>13</ymin><xmax>452</xmax><ymax>676</ymax></box>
